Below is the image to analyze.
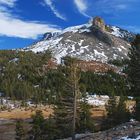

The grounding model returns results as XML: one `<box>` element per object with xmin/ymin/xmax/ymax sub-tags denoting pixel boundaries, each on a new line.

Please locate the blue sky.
<box><xmin>0</xmin><ymin>0</ymin><xmax>140</xmax><ymax>49</ymax></box>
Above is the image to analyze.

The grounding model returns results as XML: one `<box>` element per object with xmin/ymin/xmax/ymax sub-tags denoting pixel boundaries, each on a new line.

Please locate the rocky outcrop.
<box><xmin>64</xmin><ymin>121</ymin><xmax>140</xmax><ymax>140</ymax></box>
<box><xmin>92</xmin><ymin>16</ymin><xmax>106</xmax><ymax>31</ymax></box>
<box><xmin>75</xmin><ymin>60</ymin><xmax>118</xmax><ymax>72</ymax></box>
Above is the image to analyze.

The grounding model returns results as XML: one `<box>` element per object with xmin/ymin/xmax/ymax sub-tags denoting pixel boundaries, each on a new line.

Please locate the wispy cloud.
<box><xmin>74</xmin><ymin>0</ymin><xmax>90</xmax><ymax>18</ymax></box>
<box><xmin>73</xmin><ymin>0</ymin><xmax>139</xmax><ymax>18</ymax></box>
<box><xmin>44</xmin><ymin>0</ymin><xmax>66</xmax><ymax>21</ymax></box>
<box><xmin>92</xmin><ymin>0</ymin><xmax>138</xmax><ymax>15</ymax></box>
<box><xmin>0</xmin><ymin>0</ymin><xmax>17</xmax><ymax>7</ymax></box>
<box><xmin>0</xmin><ymin>0</ymin><xmax>60</xmax><ymax>39</ymax></box>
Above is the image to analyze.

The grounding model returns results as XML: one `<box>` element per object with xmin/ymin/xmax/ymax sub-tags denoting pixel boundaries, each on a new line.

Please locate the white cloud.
<box><xmin>0</xmin><ymin>0</ymin><xmax>61</xmax><ymax>39</ymax></box>
<box><xmin>0</xmin><ymin>0</ymin><xmax>17</xmax><ymax>7</ymax></box>
<box><xmin>44</xmin><ymin>0</ymin><xmax>66</xmax><ymax>21</ymax></box>
<box><xmin>92</xmin><ymin>0</ymin><xmax>138</xmax><ymax>15</ymax></box>
<box><xmin>74</xmin><ymin>0</ymin><xmax>90</xmax><ymax>18</ymax></box>
<box><xmin>73</xmin><ymin>0</ymin><xmax>138</xmax><ymax>18</ymax></box>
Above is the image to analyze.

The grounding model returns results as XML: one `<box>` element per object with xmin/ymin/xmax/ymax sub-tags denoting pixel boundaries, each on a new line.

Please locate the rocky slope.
<box><xmin>64</xmin><ymin>121</ymin><xmax>140</xmax><ymax>140</ymax></box>
<box><xmin>24</xmin><ymin>17</ymin><xmax>135</xmax><ymax>64</ymax></box>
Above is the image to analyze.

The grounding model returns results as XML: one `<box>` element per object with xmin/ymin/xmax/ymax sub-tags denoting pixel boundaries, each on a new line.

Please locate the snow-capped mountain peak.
<box><xmin>23</xmin><ymin>17</ymin><xmax>135</xmax><ymax>64</ymax></box>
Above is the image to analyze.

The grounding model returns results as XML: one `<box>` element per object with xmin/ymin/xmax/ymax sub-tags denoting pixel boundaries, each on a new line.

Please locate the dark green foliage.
<box><xmin>53</xmin><ymin>60</ymin><xmax>80</xmax><ymax>139</ymax></box>
<box><xmin>45</xmin><ymin>116</ymin><xmax>58</xmax><ymax>140</ymax></box>
<box><xmin>127</xmin><ymin>34</ymin><xmax>140</xmax><ymax>120</ymax></box>
<box><xmin>105</xmin><ymin>96</ymin><xmax>130</xmax><ymax>128</ymax></box>
<box><xmin>105</xmin><ymin>96</ymin><xmax>117</xmax><ymax>127</ymax></box>
<box><xmin>128</xmin><ymin>34</ymin><xmax>140</xmax><ymax>97</ymax></box>
<box><xmin>0</xmin><ymin>50</ymin><xmax>129</xmax><ymax>103</ymax></box>
<box><xmin>108</xmin><ymin>59</ymin><xmax>129</xmax><ymax>67</ymax></box>
<box><xmin>30</xmin><ymin>112</ymin><xmax>58</xmax><ymax>140</ymax></box>
<box><xmin>15</xmin><ymin>120</ymin><xmax>25</xmax><ymax>140</ymax></box>
<box><xmin>77</xmin><ymin>93</ymin><xmax>94</xmax><ymax>133</ymax></box>
<box><xmin>0</xmin><ymin>50</ymin><xmax>132</xmax><ymax>138</ymax></box>
<box><xmin>135</xmin><ymin>99</ymin><xmax>140</xmax><ymax>121</ymax></box>
<box><xmin>42</xmin><ymin>68</ymin><xmax>66</xmax><ymax>104</ymax></box>
<box><xmin>76</xmin><ymin>83</ymin><xmax>94</xmax><ymax>133</ymax></box>
<box><xmin>0</xmin><ymin>50</ymin><xmax>51</xmax><ymax>102</ymax></box>
<box><xmin>80</xmin><ymin>70</ymin><xmax>129</xmax><ymax>96</ymax></box>
<box><xmin>46</xmin><ymin>58</ymin><xmax>94</xmax><ymax>139</ymax></box>
<box><xmin>115</xmin><ymin>96</ymin><xmax>130</xmax><ymax>123</ymax></box>
<box><xmin>29</xmin><ymin>110</ymin><xmax>46</xmax><ymax>140</ymax></box>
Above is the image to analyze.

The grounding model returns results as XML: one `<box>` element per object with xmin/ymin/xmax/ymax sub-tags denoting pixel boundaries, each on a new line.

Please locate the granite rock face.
<box><xmin>92</xmin><ymin>16</ymin><xmax>106</xmax><ymax>31</ymax></box>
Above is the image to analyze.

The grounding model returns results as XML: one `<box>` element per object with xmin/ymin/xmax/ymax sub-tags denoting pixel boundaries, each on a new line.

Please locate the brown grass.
<box><xmin>0</xmin><ymin>100</ymin><xmax>135</xmax><ymax>120</ymax></box>
<box><xmin>0</xmin><ymin>106</ymin><xmax>53</xmax><ymax>119</ymax></box>
<box><xmin>0</xmin><ymin>106</ymin><xmax>105</xmax><ymax>120</ymax></box>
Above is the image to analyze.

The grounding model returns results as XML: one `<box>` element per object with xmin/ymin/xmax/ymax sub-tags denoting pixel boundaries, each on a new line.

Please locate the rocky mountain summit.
<box><xmin>92</xmin><ymin>16</ymin><xmax>106</xmax><ymax>31</ymax></box>
<box><xmin>24</xmin><ymin>17</ymin><xmax>135</xmax><ymax>64</ymax></box>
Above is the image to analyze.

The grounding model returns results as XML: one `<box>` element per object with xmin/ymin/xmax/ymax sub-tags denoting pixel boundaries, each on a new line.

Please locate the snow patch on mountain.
<box><xmin>94</xmin><ymin>50</ymin><xmax>108</xmax><ymax>61</ymax></box>
<box><xmin>26</xmin><ymin>37</ymin><xmax>63</xmax><ymax>53</ymax></box>
<box><xmin>62</xmin><ymin>23</ymin><xmax>92</xmax><ymax>34</ymax></box>
<box><xmin>23</xmin><ymin>18</ymin><xmax>135</xmax><ymax>64</ymax></box>
<box><xmin>111</xmin><ymin>26</ymin><xmax>123</xmax><ymax>37</ymax></box>
<box><xmin>110</xmin><ymin>26</ymin><xmax>135</xmax><ymax>42</ymax></box>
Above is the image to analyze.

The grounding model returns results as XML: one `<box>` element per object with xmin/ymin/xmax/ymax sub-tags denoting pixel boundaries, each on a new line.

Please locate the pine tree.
<box><xmin>45</xmin><ymin>116</ymin><xmax>58</xmax><ymax>140</ymax></box>
<box><xmin>53</xmin><ymin>57</ymin><xmax>81</xmax><ymax>139</ymax></box>
<box><xmin>128</xmin><ymin>34</ymin><xmax>140</xmax><ymax>97</ymax></box>
<box><xmin>115</xmin><ymin>96</ymin><xmax>130</xmax><ymax>124</ymax></box>
<box><xmin>105</xmin><ymin>96</ymin><xmax>117</xmax><ymax>127</ymax></box>
<box><xmin>78</xmin><ymin>86</ymin><xmax>94</xmax><ymax>133</ymax></box>
<box><xmin>15</xmin><ymin>120</ymin><xmax>25</xmax><ymax>140</ymax></box>
<box><xmin>29</xmin><ymin>110</ymin><xmax>46</xmax><ymax>140</ymax></box>
<box><xmin>135</xmin><ymin>99</ymin><xmax>140</xmax><ymax>121</ymax></box>
<box><xmin>127</xmin><ymin>34</ymin><xmax>140</xmax><ymax>120</ymax></box>
<box><xmin>106</xmin><ymin>96</ymin><xmax>130</xmax><ymax>128</ymax></box>
<box><xmin>51</xmin><ymin>58</ymin><xmax>94</xmax><ymax>139</ymax></box>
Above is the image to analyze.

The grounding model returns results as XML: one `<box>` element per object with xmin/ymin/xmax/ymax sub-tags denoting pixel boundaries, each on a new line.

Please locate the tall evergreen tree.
<box><xmin>128</xmin><ymin>34</ymin><xmax>140</xmax><ymax>120</ymax></box>
<box><xmin>105</xmin><ymin>96</ymin><xmax>130</xmax><ymax>128</ymax></box>
<box><xmin>105</xmin><ymin>96</ymin><xmax>118</xmax><ymax>128</ymax></box>
<box><xmin>128</xmin><ymin>34</ymin><xmax>140</xmax><ymax>97</ymax></box>
<box><xmin>135</xmin><ymin>99</ymin><xmax>140</xmax><ymax>121</ymax></box>
<box><xmin>29</xmin><ymin>110</ymin><xmax>46</xmax><ymax>140</ymax></box>
<box><xmin>53</xmin><ymin>57</ymin><xmax>94</xmax><ymax>139</ymax></box>
<box><xmin>78</xmin><ymin>85</ymin><xmax>94</xmax><ymax>133</ymax></box>
<box><xmin>53</xmin><ymin>57</ymin><xmax>81</xmax><ymax>139</ymax></box>
<box><xmin>15</xmin><ymin>120</ymin><xmax>25</xmax><ymax>140</ymax></box>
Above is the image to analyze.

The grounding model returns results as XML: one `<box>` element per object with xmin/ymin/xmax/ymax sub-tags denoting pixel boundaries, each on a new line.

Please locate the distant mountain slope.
<box><xmin>24</xmin><ymin>17</ymin><xmax>135</xmax><ymax>63</ymax></box>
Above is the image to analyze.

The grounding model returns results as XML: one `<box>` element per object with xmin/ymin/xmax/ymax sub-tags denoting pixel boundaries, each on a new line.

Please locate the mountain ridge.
<box><xmin>23</xmin><ymin>17</ymin><xmax>135</xmax><ymax>64</ymax></box>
